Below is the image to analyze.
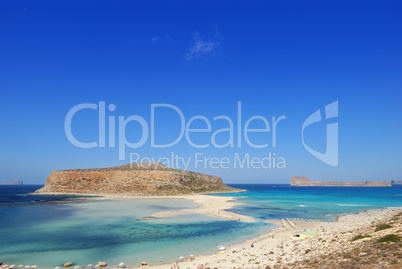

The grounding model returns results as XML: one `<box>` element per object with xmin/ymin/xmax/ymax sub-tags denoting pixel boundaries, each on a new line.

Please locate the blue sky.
<box><xmin>0</xmin><ymin>0</ymin><xmax>401</xmax><ymax>184</ymax></box>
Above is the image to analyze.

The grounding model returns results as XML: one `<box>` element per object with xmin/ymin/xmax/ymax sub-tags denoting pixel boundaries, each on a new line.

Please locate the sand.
<box><xmin>150</xmin><ymin>195</ymin><xmax>258</xmax><ymax>223</ymax></box>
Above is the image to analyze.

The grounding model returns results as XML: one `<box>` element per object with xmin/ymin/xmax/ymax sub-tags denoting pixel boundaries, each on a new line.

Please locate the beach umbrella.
<box><xmin>118</xmin><ymin>263</ymin><xmax>124</xmax><ymax>267</ymax></box>
<box><xmin>25</xmin><ymin>266</ymin><xmax>30</xmax><ymax>268</ymax></box>
<box><xmin>18</xmin><ymin>266</ymin><xmax>23</xmax><ymax>268</ymax></box>
<box><xmin>189</xmin><ymin>255</ymin><xmax>194</xmax><ymax>257</ymax></box>
<box><xmin>87</xmin><ymin>265</ymin><xmax>92</xmax><ymax>268</ymax></box>
<box><xmin>219</xmin><ymin>247</ymin><xmax>225</xmax><ymax>251</ymax></box>
<box><xmin>31</xmin><ymin>266</ymin><xmax>37</xmax><ymax>269</ymax></box>
<box><xmin>10</xmin><ymin>265</ymin><xmax>16</xmax><ymax>268</ymax></box>
<box><xmin>178</xmin><ymin>256</ymin><xmax>184</xmax><ymax>260</ymax></box>
<box><xmin>54</xmin><ymin>267</ymin><xmax>60</xmax><ymax>269</ymax></box>
<box><xmin>74</xmin><ymin>266</ymin><xmax>79</xmax><ymax>269</ymax></box>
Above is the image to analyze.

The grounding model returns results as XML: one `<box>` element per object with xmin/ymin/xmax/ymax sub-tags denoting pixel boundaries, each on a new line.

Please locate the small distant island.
<box><xmin>0</xmin><ymin>180</ymin><xmax>23</xmax><ymax>185</ymax></box>
<box><xmin>290</xmin><ymin>176</ymin><xmax>399</xmax><ymax>187</ymax></box>
<box><xmin>35</xmin><ymin>162</ymin><xmax>238</xmax><ymax>196</ymax></box>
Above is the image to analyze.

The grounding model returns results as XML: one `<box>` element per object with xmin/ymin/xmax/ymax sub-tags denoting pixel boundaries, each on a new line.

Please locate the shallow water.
<box><xmin>222</xmin><ymin>184</ymin><xmax>402</xmax><ymax>220</ymax></box>
<box><xmin>0</xmin><ymin>194</ymin><xmax>271</xmax><ymax>267</ymax></box>
<box><xmin>2</xmin><ymin>184</ymin><xmax>402</xmax><ymax>268</ymax></box>
<box><xmin>0</xmin><ymin>185</ymin><xmax>80</xmax><ymax>205</ymax></box>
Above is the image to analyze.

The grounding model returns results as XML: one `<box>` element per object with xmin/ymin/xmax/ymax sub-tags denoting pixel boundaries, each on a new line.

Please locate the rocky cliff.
<box><xmin>35</xmin><ymin>163</ymin><xmax>238</xmax><ymax>196</ymax></box>
<box><xmin>0</xmin><ymin>180</ymin><xmax>23</xmax><ymax>185</ymax></box>
<box><xmin>290</xmin><ymin>176</ymin><xmax>392</xmax><ymax>187</ymax></box>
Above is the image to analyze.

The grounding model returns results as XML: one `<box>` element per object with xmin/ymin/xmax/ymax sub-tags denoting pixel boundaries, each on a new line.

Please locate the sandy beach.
<box><xmin>149</xmin><ymin>195</ymin><xmax>258</xmax><ymax>223</ymax></box>
<box><xmin>30</xmin><ymin>192</ymin><xmax>269</xmax><ymax>223</ymax></box>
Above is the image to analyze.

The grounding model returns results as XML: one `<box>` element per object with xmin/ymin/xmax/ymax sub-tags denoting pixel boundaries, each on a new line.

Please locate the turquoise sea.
<box><xmin>1</xmin><ymin>184</ymin><xmax>402</xmax><ymax>267</ymax></box>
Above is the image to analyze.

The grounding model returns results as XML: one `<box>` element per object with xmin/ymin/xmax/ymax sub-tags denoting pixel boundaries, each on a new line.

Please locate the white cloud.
<box><xmin>214</xmin><ymin>23</ymin><xmax>223</xmax><ymax>40</ymax></box>
<box><xmin>151</xmin><ymin>37</ymin><xmax>159</xmax><ymax>44</ymax></box>
<box><xmin>185</xmin><ymin>32</ymin><xmax>221</xmax><ymax>61</ymax></box>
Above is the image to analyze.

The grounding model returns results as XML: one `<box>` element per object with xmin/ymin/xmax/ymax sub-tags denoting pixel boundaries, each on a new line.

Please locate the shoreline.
<box><xmin>130</xmin><ymin>207</ymin><xmax>402</xmax><ymax>269</ymax></box>
<box><xmin>30</xmin><ymin>188</ymin><xmax>246</xmax><ymax>197</ymax></box>
<box><xmin>28</xmin><ymin>191</ymin><xmax>258</xmax><ymax>223</ymax></box>
<box><xmin>4</xmin><ymin>192</ymin><xmax>402</xmax><ymax>268</ymax></box>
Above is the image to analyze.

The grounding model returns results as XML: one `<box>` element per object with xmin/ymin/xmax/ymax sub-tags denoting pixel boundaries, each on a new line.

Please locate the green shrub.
<box><xmin>351</xmin><ymin>234</ymin><xmax>372</xmax><ymax>241</ymax></box>
<box><xmin>375</xmin><ymin>224</ymin><xmax>393</xmax><ymax>232</ymax></box>
<box><xmin>377</xmin><ymin>234</ymin><xmax>401</xmax><ymax>243</ymax></box>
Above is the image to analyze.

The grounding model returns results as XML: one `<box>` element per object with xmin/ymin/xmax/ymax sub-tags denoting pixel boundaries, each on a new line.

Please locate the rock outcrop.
<box><xmin>0</xmin><ymin>180</ymin><xmax>23</xmax><ymax>185</ymax></box>
<box><xmin>35</xmin><ymin>163</ymin><xmax>237</xmax><ymax>196</ymax></box>
<box><xmin>391</xmin><ymin>180</ymin><xmax>402</xmax><ymax>186</ymax></box>
<box><xmin>291</xmin><ymin>176</ymin><xmax>392</xmax><ymax>187</ymax></box>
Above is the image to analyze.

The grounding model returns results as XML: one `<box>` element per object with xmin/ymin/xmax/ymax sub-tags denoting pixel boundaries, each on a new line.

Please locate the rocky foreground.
<box><xmin>280</xmin><ymin>209</ymin><xmax>402</xmax><ymax>269</ymax></box>
<box><xmin>35</xmin><ymin>163</ymin><xmax>237</xmax><ymax>196</ymax></box>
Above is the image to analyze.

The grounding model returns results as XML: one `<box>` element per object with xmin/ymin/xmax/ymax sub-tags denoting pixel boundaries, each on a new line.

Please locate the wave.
<box><xmin>338</xmin><ymin>204</ymin><xmax>371</xmax><ymax>207</ymax></box>
<box><xmin>298</xmin><ymin>205</ymin><xmax>307</xmax><ymax>207</ymax></box>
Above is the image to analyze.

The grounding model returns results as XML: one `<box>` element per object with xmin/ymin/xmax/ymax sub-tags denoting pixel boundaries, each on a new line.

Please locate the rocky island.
<box><xmin>0</xmin><ymin>180</ymin><xmax>23</xmax><ymax>185</ymax></box>
<box><xmin>291</xmin><ymin>176</ymin><xmax>392</xmax><ymax>187</ymax></box>
<box><xmin>35</xmin><ymin>162</ymin><xmax>238</xmax><ymax>196</ymax></box>
<box><xmin>391</xmin><ymin>180</ymin><xmax>402</xmax><ymax>185</ymax></box>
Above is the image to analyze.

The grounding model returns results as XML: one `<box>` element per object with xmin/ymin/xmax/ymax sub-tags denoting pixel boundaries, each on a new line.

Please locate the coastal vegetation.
<box><xmin>377</xmin><ymin>234</ymin><xmax>401</xmax><ymax>243</ymax></box>
<box><xmin>351</xmin><ymin>234</ymin><xmax>372</xmax><ymax>241</ymax></box>
<box><xmin>375</xmin><ymin>223</ymin><xmax>393</xmax><ymax>232</ymax></box>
